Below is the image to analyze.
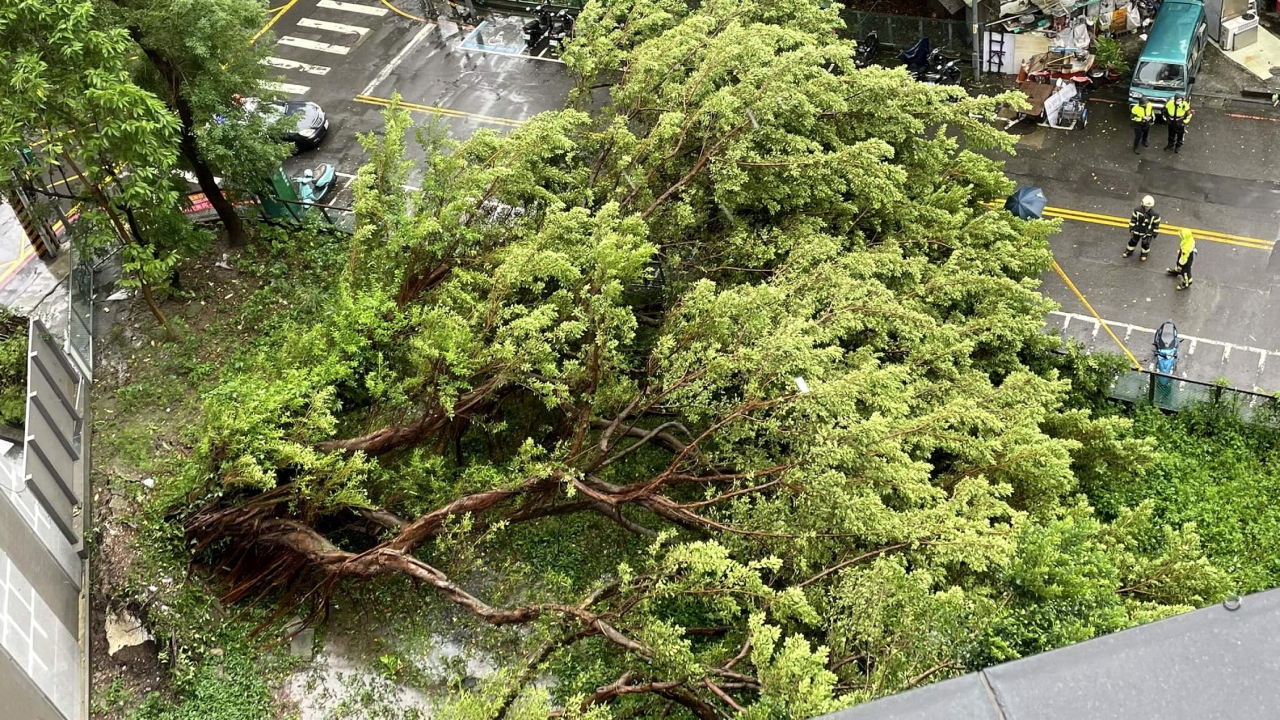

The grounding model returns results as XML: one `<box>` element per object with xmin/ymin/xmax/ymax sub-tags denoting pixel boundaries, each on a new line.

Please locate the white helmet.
<box><xmin>1141</xmin><ymin>195</ymin><xmax>1155</xmax><ymax>209</ymax></box>
<box><xmin>303</xmin><ymin>169</ymin><xmax>314</xmax><ymax>180</ymax></box>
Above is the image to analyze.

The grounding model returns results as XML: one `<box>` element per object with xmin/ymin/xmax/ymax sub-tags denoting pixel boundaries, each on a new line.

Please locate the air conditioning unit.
<box><xmin>1222</xmin><ymin>13</ymin><xmax>1259</xmax><ymax>50</ymax></box>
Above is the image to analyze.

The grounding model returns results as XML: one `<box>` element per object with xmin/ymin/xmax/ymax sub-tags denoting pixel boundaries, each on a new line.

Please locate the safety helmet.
<box><xmin>1141</xmin><ymin>195</ymin><xmax>1155</xmax><ymax>209</ymax></box>
<box><xmin>303</xmin><ymin>169</ymin><xmax>314</xmax><ymax>180</ymax></box>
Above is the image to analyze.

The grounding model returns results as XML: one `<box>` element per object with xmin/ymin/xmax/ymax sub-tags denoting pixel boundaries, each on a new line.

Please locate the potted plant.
<box><xmin>1093</xmin><ymin>36</ymin><xmax>1130</xmax><ymax>82</ymax></box>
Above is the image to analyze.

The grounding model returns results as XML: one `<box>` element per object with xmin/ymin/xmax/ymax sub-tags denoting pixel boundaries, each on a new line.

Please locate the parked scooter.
<box><xmin>547</xmin><ymin>9</ymin><xmax>576</xmax><ymax>56</ymax></box>
<box><xmin>1153</xmin><ymin>320</ymin><xmax>1180</xmax><ymax>396</ymax></box>
<box><xmin>295</xmin><ymin>163</ymin><xmax>335</xmax><ymax>205</ymax></box>
<box><xmin>522</xmin><ymin>4</ymin><xmax>553</xmax><ymax>51</ymax></box>
<box><xmin>922</xmin><ymin>48</ymin><xmax>962</xmax><ymax>85</ymax></box>
<box><xmin>854</xmin><ymin>30</ymin><xmax>880</xmax><ymax>69</ymax></box>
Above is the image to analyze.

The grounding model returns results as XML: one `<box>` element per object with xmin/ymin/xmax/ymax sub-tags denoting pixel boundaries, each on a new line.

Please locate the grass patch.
<box><xmin>1090</xmin><ymin>402</ymin><xmax>1280</xmax><ymax>594</ymax></box>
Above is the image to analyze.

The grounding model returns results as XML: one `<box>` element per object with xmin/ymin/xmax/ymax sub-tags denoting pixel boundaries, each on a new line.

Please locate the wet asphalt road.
<box><xmin>12</xmin><ymin>5</ymin><xmax>1276</xmax><ymax>392</ymax></box>
<box><xmin>1001</xmin><ymin>88</ymin><xmax>1280</xmax><ymax>391</ymax></box>
<box><xmin>264</xmin><ymin>1</ymin><xmax>573</xmax><ymax>192</ymax></box>
<box><xmin>272</xmin><ymin>5</ymin><xmax>1280</xmax><ymax>390</ymax></box>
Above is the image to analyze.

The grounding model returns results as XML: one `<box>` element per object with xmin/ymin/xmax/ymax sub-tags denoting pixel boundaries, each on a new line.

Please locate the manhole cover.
<box><xmin>1269</xmin><ymin>66</ymin><xmax>1280</xmax><ymax>76</ymax></box>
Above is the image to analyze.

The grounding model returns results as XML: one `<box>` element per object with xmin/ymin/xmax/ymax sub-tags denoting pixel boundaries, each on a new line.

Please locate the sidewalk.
<box><xmin>0</xmin><ymin>204</ymin><xmax>71</xmax><ymax>344</ymax></box>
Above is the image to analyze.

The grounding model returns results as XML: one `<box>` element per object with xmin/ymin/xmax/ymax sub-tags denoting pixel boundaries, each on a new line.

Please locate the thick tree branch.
<box><xmin>797</xmin><ymin>543</ymin><xmax>913</xmax><ymax>588</ymax></box>
<box><xmin>319</xmin><ymin>375</ymin><xmax>503</xmax><ymax>455</ymax></box>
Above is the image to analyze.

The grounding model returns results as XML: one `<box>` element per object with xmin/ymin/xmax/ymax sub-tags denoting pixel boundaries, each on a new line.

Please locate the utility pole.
<box><xmin>970</xmin><ymin>0</ymin><xmax>984</xmax><ymax>81</ymax></box>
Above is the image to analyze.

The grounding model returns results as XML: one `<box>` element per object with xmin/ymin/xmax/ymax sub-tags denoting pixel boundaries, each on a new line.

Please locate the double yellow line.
<box><xmin>354</xmin><ymin>94</ymin><xmax>525</xmax><ymax>128</ymax></box>
<box><xmin>1043</xmin><ymin>205</ymin><xmax>1274</xmax><ymax>251</ymax></box>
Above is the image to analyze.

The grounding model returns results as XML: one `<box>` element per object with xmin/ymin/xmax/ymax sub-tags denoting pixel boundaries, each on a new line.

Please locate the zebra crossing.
<box><xmin>261</xmin><ymin>0</ymin><xmax>389</xmax><ymax>97</ymax></box>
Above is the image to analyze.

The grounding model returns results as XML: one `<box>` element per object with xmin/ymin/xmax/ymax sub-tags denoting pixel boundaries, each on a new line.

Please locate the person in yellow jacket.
<box><xmin>1166</xmin><ymin>229</ymin><xmax>1197</xmax><ymax>290</ymax></box>
<box><xmin>1164</xmin><ymin>95</ymin><xmax>1194</xmax><ymax>154</ymax></box>
<box><xmin>1131</xmin><ymin>95</ymin><xmax>1155</xmax><ymax>153</ymax></box>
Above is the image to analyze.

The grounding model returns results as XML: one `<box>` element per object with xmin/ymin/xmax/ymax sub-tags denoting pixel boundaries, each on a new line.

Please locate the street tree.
<box><xmin>0</xmin><ymin>0</ymin><xmax>194</xmax><ymax>330</ymax></box>
<box><xmin>100</xmin><ymin>0</ymin><xmax>291</xmax><ymax>246</ymax></box>
<box><xmin>169</xmin><ymin>0</ymin><xmax>1227</xmax><ymax>715</ymax></box>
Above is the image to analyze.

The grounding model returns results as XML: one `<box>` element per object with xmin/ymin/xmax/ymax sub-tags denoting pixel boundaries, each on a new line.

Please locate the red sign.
<box><xmin>185</xmin><ymin>193</ymin><xmax>212</xmax><ymax>215</ymax></box>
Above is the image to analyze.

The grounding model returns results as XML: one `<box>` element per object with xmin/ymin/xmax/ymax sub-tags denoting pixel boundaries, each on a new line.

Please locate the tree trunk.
<box><xmin>135</xmin><ymin>38</ymin><xmax>247</xmax><ymax>246</ymax></box>
<box><xmin>181</xmin><ymin>134</ymin><xmax>245</xmax><ymax>246</ymax></box>
<box><xmin>60</xmin><ymin>152</ymin><xmax>173</xmax><ymax>334</ymax></box>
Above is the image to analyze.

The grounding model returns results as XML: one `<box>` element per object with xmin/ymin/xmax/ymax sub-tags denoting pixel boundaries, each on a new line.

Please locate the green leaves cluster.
<box><xmin>151</xmin><ymin>0</ymin><xmax>1235</xmax><ymax>716</ymax></box>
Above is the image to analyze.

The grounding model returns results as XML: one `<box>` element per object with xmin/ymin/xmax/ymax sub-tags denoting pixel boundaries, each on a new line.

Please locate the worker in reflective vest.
<box><xmin>1166</xmin><ymin>229</ymin><xmax>1197</xmax><ymax>290</ymax></box>
<box><xmin>1125</xmin><ymin>195</ymin><xmax>1161</xmax><ymax>260</ymax></box>
<box><xmin>1164</xmin><ymin>95</ymin><xmax>1194</xmax><ymax>154</ymax></box>
<box><xmin>1131</xmin><ymin>96</ymin><xmax>1155</xmax><ymax>153</ymax></box>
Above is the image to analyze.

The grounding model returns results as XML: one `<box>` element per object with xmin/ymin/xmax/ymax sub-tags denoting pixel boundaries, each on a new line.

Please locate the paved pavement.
<box><xmin>246</xmin><ymin>10</ymin><xmax>1280</xmax><ymax>394</ymax></box>
<box><xmin>1000</xmin><ymin>77</ymin><xmax>1280</xmax><ymax>393</ymax></box>
<box><xmin>261</xmin><ymin>0</ymin><xmax>573</xmax><ymax>200</ymax></box>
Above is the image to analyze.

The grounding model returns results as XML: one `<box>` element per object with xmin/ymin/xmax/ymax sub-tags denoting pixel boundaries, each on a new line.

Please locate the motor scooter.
<box><xmin>1153</xmin><ymin>320</ymin><xmax>1180</xmax><ymax>399</ymax></box>
<box><xmin>295</xmin><ymin>163</ymin><xmax>335</xmax><ymax>206</ymax></box>
<box><xmin>522</xmin><ymin>4</ymin><xmax>553</xmax><ymax>51</ymax></box>
<box><xmin>854</xmin><ymin>31</ymin><xmax>880</xmax><ymax>69</ymax></box>
<box><xmin>922</xmin><ymin>49</ymin><xmax>962</xmax><ymax>85</ymax></box>
<box><xmin>547</xmin><ymin>9</ymin><xmax>575</xmax><ymax>56</ymax></box>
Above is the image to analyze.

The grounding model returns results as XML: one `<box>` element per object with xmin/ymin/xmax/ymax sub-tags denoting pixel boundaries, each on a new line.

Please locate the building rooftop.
<box><xmin>825</xmin><ymin>588</ymin><xmax>1280</xmax><ymax>719</ymax></box>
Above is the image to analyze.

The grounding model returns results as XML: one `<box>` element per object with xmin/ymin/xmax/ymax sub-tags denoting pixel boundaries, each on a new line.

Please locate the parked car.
<box><xmin>238</xmin><ymin>97</ymin><xmax>329</xmax><ymax>152</ymax></box>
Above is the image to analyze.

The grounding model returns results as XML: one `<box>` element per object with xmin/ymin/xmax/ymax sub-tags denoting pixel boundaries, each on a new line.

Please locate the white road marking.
<box><xmin>262</xmin><ymin>56</ymin><xmax>331</xmax><ymax>75</ymax></box>
<box><xmin>1048</xmin><ymin>311</ymin><xmax>1280</xmax><ymax>364</ymax></box>
<box><xmin>298</xmin><ymin>17</ymin><xmax>370</xmax><ymax>36</ymax></box>
<box><xmin>262</xmin><ymin>81</ymin><xmax>311</xmax><ymax>94</ymax></box>
<box><xmin>317</xmin><ymin>0</ymin><xmax>388</xmax><ymax>15</ymax></box>
<box><xmin>362</xmin><ymin>23</ymin><xmax>436</xmax><ymax>95</ymax></box>
<box><xmin>461</xmin><ymin>43</ymin><xmax>566</xmax><ymax>64</ymax></box>
<box><xmin>278</xmin><ymin>36</ymin><xmax>351</xmax><ymax>54</ymax></box>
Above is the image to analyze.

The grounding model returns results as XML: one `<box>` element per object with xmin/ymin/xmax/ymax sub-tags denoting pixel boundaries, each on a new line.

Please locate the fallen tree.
<box><xmin>171</xmin><ymin>0</ymin><xmax>1228</xmax><ymax>715</ymax></box>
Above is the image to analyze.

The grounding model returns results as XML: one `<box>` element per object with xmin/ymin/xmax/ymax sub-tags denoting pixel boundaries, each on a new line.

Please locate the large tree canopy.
<box><xmin>173</xmin><ymin>0</ymin><xmax>1226</xmax><ymax>716</ymax></box>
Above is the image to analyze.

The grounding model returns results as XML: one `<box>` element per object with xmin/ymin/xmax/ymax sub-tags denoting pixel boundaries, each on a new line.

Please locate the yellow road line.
<box><xmin>252</xmin><ymin>0</ymin><xmax>298</xmax><ymax>43</ymax></box>
<box><xmin>354</xmin><ymin>94</ymin><xmax>526</xmax><ymax>127</ymax></box>
<box><xmin>1051</xmin><ymin>260</ymin><xmax>1141</xmax><ymax>370</ymax></box>
<box><xmin>1043</xmin><ymin>205</ymin><xmax>1274</xmax><ymax>250</ymax></box>
<box><xmin>379</xmin><ymin>0</ymin><xmax>426</xmax><ymax>21</ymax></box>
<box><xmin>0</xmin><ymin>239</ymin><xmax>38</xmax><ymax>290</ymax></box>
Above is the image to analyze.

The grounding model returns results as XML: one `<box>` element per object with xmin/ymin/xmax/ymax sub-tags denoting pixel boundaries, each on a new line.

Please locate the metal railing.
<box><xmin>840</xmin><ymin>10</ymin><xmax>972</xmax><ymax>54</ymax></box>
<box><xmin>265</xmin><ymin>196</ymin><xmax>355</xmax><ymax>233</ymax></box>
<box><xmin>1110</xmin><ymin>368</ymin><xmax>1275</xmax><ymax>416</ymax></box>
<box><xmin>67</xmin><ymin>243</ymin><xmax>93</xmax><ymax>378</ymax></box>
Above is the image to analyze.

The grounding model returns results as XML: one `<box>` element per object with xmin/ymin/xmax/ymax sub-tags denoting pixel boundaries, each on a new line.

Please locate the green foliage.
<box><xmin>93</xmin><ymin>0</ymin><xmax>1240</xmax><ymax>717</ymax></box>
<box><xmin>1093</xmin><ymin>36</ymin><xmax>1130</xmax><ymax>75</ymax></box>
<box><xmin>105</xmin><ymin>0</ymin><xmax>292</xmax><ymax>193</ymax></box>
<box><xmin>1092</xmin><ymin>403</ymin><xmax>1280</xmax><ymax>593</ymax></box>
<box><xmin>0</xmin><ymin>0</ymin><xmax>201</xmax><ymax>329</ymax></box>
<box><xmin>0</xmin><ymin>312</ymin><xmax>26</xmax><ymax>428</ymax></box>
<box><xmin>980</xmin><ymin>500</ymin><xmax>1225</xmax><ymax>663</ymax></box>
